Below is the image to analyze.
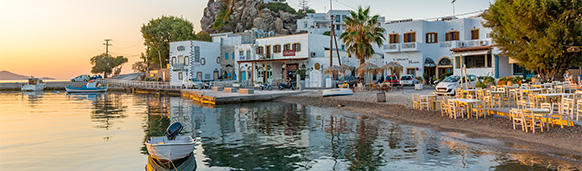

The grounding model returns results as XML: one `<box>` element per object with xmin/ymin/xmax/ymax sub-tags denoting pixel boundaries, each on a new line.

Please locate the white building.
<box><xmin>297</xmin><ymin>10</ymin><xmax>385</xmax><ymax>37</ymax></box>
<box><xmin>168</xmin><ymin>40</ymin><xmax>221</xmax><ymax>85</ymax></box>
<box><xmin>382</xmin><ymin>15</ymin><xmax>514</xmax><ymax>80</ymax></box>
<box><xmin>234</xmin><ymin>33</ymin><xmax>381</xmax><ymax>88</ymax></box>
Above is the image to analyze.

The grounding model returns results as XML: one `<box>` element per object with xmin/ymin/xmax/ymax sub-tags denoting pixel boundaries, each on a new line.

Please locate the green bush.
<box><xmin>259</xmin><ymin>2</ymin><xmax>296</xmax><ymax>14</ymax></box>
<box><xmin>475</xmin><ymin>82</ymin><xmax>486</xmax><ymax>89</ymax></box>
<box><xmin>499</xmin><ymin>77</ymin><xmax>506</xmax><ymax>81</ymax></box>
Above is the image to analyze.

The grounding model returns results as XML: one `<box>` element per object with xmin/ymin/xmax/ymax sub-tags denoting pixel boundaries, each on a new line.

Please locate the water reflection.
<box><xmin>21</xmin><ymin>91</ymin><xmax>44</xmax><ymax>107</ymax></box>
<box><xmin>90</xmin><ymin>93</ymin><xmax>127</xmax><ymax>130</ymax></box>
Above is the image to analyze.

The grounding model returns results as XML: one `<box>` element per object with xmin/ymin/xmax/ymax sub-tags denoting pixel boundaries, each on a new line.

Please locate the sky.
<box><xmin>0</xmin><ymin>0</ymin><xmax>492</xmax><ymax>80</ymax></box>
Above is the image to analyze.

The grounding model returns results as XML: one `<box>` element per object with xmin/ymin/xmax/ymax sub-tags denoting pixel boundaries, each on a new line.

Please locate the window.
<box><xmin>284</xmin><ymin>44</ymin><xmax>291</xmax><ymax>51</ymax></box>
<box><xmin>171</xmin><ymin>57</ymin><xmax>176</xmax><ymax>65</ymax></box>
<box><xmin>403</xmin><ymin>32</ymin><xmax>416</xmax><ymax>43</ymax></box>
<box><xmin>194</xmin><ymin>46</ymin><xmax>200</xmax><ymax>62</ymax></box>
<box><xmin>205</xmin><ymin>74</ymin><xmax>210</xmax><ymax>80</ymax></box>
<box><xmin>184</xmin><ymin>56</ymin><xmax>189</xmax><ymax>65</ymax></box>
<box><xmin>464</xmin><ymin>55</ymin><xmax>487</xmax><ymax>68</ymax></box>
<box><xmin>239</xmin><ymin>51</ymin><xmax>244</xmax><ymax>57</ymax></box>
<box><xmin>246</xmin><ymin>51</ymin><xmax>251</xmax><ymax>59</ymax></box>
<box><xmin>389</xmin><ymin>34</ymin><xmax>399</xmax><ymax>44</ymax></box>
<box><xmin>216</xmin><ymin>57</ymin><xmax>221</xmax><ymax>63</ymax></box>
<box><xmin>273</xmin><ymin>45</ymin><xmax>281</xmax><ymax>53</ymax></box>
<box><xmin>471</xmin><ymin>29</ymin><xmax>479</xmax><ymax>40</ymax></box>
<box><xmin>257</xmin><ymin>46</ymin><xmax>264</xmax><ymax>55</ymax></box>
<box><xmin>446</xmin><ymin>31</ymin><xmax>459</xmax><ymax>41</ymax></box>
<box><xmin>201</xmin><ymin>58</ymin><xmax>206</xmax><ymax>65</ymax></box>
<box><xmin>292</xmin><ymin>43</ymin><xmax>301</xmax><ymax>52</ymax></box>
<box><xmin>335</xmin><ymin>15</ymin><xmax>340</xmax><ymax>22</ymax></box>
<box><xmin>197</xmin><ymin>72</ymin><xmax>202</xmax><ymax>79</ymax></box>
<box><xmin>406</xmin><ymin>68</ymin><xmax>416</xmax><ymax>76</ymax></box>
<box><xmin>225</xmin><ymin>53</ymin><xmax>229</xmax><ymax>60</ymax></box>
<box><xmin>336</xmin><ymin>25</ymin><xmax>340</xmax><ymax>30</ymax></box>
<box><xmin>303</xmin><ymin>21</ymin><xmax>308</xmax><ymax>28</ymax></box>
<box><xmin>426</xmin><ymin>32</ymin><xmax>438</xmax><ymax>44</ymax></box>
<box><xmin>178</xmin><ymin>72</ymin><xmax>183</xmax><ymax>80</ymax></box>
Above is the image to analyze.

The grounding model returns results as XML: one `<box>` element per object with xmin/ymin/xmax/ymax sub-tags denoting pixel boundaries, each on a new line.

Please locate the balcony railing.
<box><xmin>171</xmin><ymin>63</ymin><xmax>186</xmax><ymax>71</ymax></box>
<box><xmin>383</xmin><ymin>44</ymin><xmax>399</xmax><ymax>52</ymax></box>
<box><xmin>401</xmin><ymin>42</ymin><xmax>419</xmax><ymax>51</ymax></box>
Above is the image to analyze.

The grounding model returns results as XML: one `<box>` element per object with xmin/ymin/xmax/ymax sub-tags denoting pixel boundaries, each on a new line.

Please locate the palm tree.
<box><xmin>340</xmin><ymin>6</ymin><xmax>386</xmax><ymax>65</ymax></box>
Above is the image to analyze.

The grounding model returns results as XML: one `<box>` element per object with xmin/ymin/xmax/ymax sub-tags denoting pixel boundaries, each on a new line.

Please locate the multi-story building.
<box><xmin>382</xmin><ymin>15</ymin><xmax>514</xmax><ymax>80</ymax></box>
<box><xmin>168</xmin><ymin>40</ymin><xmax>221</xmax><ymax>85</ymax></box>
<box><xmin>234</xmin><ymin>33</ymin><xmax>381</xmax><ymax>88</ymax></box>
<box><xmin>297</xmin><ymin>10</ymin><xmax>385</xmax><ymax>37</ymax></box>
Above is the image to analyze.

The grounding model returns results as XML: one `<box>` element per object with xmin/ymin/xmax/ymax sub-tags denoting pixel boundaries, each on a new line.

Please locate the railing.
<box><xmin>401</xmin><ymin>42</ymin><xmax>419</xmax><ymax>51</ymax></box>
<box><xmin>440</xmin><ymin>41</ymin><xmax>454</xmax><ymax>48</ymax></box>
<box><xmin>171</xmin><ymin>64</ymin><xmax>185</xmax><ymax>71</ymax></box>
<box><xmin>100</xmin><ymin>79</ymin><xmax>182</xmax><ymax>91</ymax></box>
<box><xmin>383</xmin><ymin>44</ymin><xmax>399</xmax><ymax>52</ymax></box>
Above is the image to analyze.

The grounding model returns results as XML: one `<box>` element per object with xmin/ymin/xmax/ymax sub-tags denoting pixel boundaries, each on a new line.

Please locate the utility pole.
<box><xmin>103</xmin><ymin>39</ymin><xmax>112</xmax><ymax>56</ymax></box>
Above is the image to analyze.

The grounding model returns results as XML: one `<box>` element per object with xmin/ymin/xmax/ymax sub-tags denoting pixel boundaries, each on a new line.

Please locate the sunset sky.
<box><xmin>0</xmin><ymin>0</ymin><xmax>491</xmax><ymax>79</ymax></box>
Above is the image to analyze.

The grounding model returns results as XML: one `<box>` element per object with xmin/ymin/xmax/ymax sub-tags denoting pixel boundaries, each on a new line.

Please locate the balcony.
<box><xmin>468</xmin><ymin>39</ymin><xmax>491</xmax><ymax>47</ymax></box>
<box><xmin>401</xmin><ymin>42</ymin><xmax>420</xmax><ymax>52</ymax></box>
<box><xmin>440</xmin><ymin>41</ymin><xmax>458</xmax><ymax>48</ymax></box>
<box><xmin>171</xmin><ymin>63</ymin><xmax>186</xmax><ymax>71</ymax></box>
<box><xmin>383</xmin><ymin>44</ymin><xmax>400</xmax><ymax>53</ymax></box>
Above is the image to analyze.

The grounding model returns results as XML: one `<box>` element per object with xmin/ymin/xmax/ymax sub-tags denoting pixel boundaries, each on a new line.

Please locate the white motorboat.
<box><xmin>322</xmin><ymin>88</ymin><xmax>353</xmax><ymax>97</ymax></box>
<box><xmin>21</xmin><ymin>77</ymin><xmax>46</xmax><ymax>91</ymax></box>
<box><xmin>145</xmin><ymin>122</ymin><xmax>196</xmax><ymax>161</ymax></box>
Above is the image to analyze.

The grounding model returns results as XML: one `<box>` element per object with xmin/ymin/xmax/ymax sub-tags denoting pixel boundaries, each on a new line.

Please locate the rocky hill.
<box><xmin>0</xmin><ymin>70</ymin><xmax>54</xmax><ymax>80</ymax></box>
<box><xmin>200</xmin><ymin>0</ymin><xmax>299</xmax><ymax>34</ymax></box>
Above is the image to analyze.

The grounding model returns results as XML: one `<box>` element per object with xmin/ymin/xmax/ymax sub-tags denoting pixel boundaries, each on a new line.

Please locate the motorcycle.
<box><xmin>259</xmin><ymin>83</ymin><xmax>273</xmax><ymax>91</ymax></box>
<box><xmin>279</xmin><ymin>81</ymin><xmax>296</xmax><ymax>90</ymax></box>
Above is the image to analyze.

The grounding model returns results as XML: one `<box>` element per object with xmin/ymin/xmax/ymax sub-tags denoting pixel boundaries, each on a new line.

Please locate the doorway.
<box><xmin>265</xmin><ymin>45</ymin><xmax>271</xmax><ymax>59</ymax></box>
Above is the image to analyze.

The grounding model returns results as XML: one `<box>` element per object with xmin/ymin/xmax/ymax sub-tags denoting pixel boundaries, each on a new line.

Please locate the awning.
<box><xmin>424</xmin><ymin>58</ymin><xmax>436</xmax><ymax>67</ymax></box>
<box><xmin>508</xmin><ymin>57</ymin><xmax>519</xmax><ymax>64</ymax></box>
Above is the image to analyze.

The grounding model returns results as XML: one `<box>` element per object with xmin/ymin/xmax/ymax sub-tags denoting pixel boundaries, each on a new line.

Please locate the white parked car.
<box><xmin>70</xmin><ymin>75</ymin><xmax>90</xmax><ymax>82</ymax></box>
<box><xmin>435</xmin><ymin>75</ymin><xmax>480</xmax><ymax>95</ymax></box>
<box><xmin>400</xmin><ymin>75</ymin><xmax>419</xmax><ymax>86</ymax></box>
<box><xmin>182</xmin><ymin>78</ymin><xmax>209</xmax><ymax>89</ymax></box>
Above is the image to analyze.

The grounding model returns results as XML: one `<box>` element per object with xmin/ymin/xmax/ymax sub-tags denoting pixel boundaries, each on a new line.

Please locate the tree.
<box><xmin>196</xmin><ymin>31</ymin><xmax>212</xmax><ymax>42</ymax></box>
<box><xmin>90</xmin><ymin>53</ymin><xmax>128</xmax><ymax>78</ymax></box>
<box><xmin>482</xmin><ymin>0</ymin><xmax>582</xmax><ymax>81</ymax></box>
<box><xmin>340</xmin><ymin>6</ymin><xmax>386</xmax><ymax>65</ymax></box>
<box><xmin>141</xmin><ymin>16</ymin><xmax>196</xmax><ymax>69</ymax></box>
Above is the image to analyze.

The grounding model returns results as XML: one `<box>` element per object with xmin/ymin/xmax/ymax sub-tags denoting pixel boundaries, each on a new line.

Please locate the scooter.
<box><xmin>260</xmin><ymin>83</ymin><xmax>272</xmax><ymax>91</ymax></box>
<box><xmin>279</xmin><ymin>81</ymin><xmax>296</xmax><ymax>90</ymax></box>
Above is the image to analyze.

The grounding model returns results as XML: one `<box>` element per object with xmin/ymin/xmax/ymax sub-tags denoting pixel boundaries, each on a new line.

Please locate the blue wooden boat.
<box><xmin>66</xmin><ymin>81</ymin><xmax>108</xmax><ymax>93</ymax></box>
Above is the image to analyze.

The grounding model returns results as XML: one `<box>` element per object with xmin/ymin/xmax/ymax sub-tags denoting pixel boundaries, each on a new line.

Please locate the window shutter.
<box><xmin>426</xmin><ymin>33</ymin><xmax>429</xmax><ymax>43</ymax></box>
<box><xmin>435</xmin><ymin>33</ymin><xmax>438</xmax><ymax>43</ymax></box>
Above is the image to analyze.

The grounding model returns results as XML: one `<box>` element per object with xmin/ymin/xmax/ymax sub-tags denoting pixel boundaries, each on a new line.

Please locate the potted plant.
<box><xmin>506</xmin><ymin>76</ymin><xmax>514</xmax><ymax>86</ymax></box>
<box><xmin>415</xmin><ymin>76</ymin><xmax>424</xmax><ymax>90</ymax></box>
<box><xmin>498</xmin><ymin>77</ymin><xmax>507</xmax><ymax>86</ymax></box>
<box><xmin>483</xmin><ymin>76</ymin><xmax>495</xmax><ymax>88</ymax></box>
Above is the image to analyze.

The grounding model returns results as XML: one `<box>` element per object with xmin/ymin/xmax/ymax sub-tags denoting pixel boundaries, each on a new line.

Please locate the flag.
<box><xmin>452</xmin><ymin>0</ymin><xmax>456</xmax><ymax>3</ymax></box>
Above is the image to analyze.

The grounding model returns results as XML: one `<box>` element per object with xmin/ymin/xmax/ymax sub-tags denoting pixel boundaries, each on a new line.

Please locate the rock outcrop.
<box><xmin>200</xmin><ymin>0</ymin><xmax>299</xmax><ymax>35</ymax></box>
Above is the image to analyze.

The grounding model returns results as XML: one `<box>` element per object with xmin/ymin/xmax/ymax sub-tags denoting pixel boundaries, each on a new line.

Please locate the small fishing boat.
<box><xmin>322</xmin><ymin>88</ymin><xmax>353</xmax><ymax>97</ymax></box>
<box><xmin>146</xmin><ymin>122</ymin><xmax>196</xmax><ymax>161</ymax></box>
<box><xmin>21</xmin><ymin>77</ymin><xmax>46</xmax><ymax>91</ymax></box>
<box><xmin>65</xmin><ymin>81</ymin><xmax>108</xmax><ymax>93</ymax></box>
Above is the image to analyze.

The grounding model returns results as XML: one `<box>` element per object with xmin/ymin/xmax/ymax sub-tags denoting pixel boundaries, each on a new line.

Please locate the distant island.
<box><xmin>0</xmin><ymin>70</ymin><xmax>55</xmax><ymax>80</ymax></box>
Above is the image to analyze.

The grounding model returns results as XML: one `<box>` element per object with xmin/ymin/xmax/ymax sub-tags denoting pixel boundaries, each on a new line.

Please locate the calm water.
<box><xmin>0</xmin><ymin>91</ymin><xmax>580</xmax><ymax>170</ymax></box>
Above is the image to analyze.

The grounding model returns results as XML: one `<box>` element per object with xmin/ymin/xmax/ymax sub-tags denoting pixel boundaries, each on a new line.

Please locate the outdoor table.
<box><xmin>522</xmin><ymin>108</ymin><xmax>551</xmax><ymax>131</ymax></box>
<box><xmin>449</xmin><ymin>98</ymin><xmax>482</xmax><ymax>118</ymax></box>
<box><xmin>536</xmin><ymin>93</ymin><xmax>570</xmax><ymax>103</ymax></box>
<box><xmin>522</xmin><ymin>89</ymin><xmax>542</xmax><ymax>93</ymax></box>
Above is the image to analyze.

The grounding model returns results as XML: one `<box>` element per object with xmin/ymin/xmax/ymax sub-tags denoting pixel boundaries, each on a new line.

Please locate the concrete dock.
<box><xmin>181</xmin><ymin>89</ymin><xmax>309</xmax><ymax>104</ymax></box>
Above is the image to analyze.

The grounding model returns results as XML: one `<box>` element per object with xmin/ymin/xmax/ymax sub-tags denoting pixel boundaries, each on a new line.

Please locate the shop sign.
<box><xmin>409</xmin><ymin>60</ymin><xmax>420</xmax><ymax>64</ymax></box>
<box><xmin>286</xmin><ymin>64</ymin><xmax>298</xmax><ymax>70</ymax></box>
<box><xmin>283</xmin><ymin>50</ymin><xmax>296</xmax><ymax>56</ymax></box>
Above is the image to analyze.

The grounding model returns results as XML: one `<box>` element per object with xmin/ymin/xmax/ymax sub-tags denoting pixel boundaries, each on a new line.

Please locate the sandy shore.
<box><xmin>277</xmin><ymin>88</ymin><xmax>582</xmax><ymax>161</ymax></box>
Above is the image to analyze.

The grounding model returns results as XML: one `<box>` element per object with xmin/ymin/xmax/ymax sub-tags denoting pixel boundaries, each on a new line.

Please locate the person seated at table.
<box><xmin>564</xmin><ymin>71</ymin><xmax>572</xmax><ymax>83</ymax></box>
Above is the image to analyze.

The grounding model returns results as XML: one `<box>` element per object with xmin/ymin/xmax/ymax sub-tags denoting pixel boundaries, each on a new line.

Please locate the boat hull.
<box><xmin>322</xmin><ymin>88</ymin><xmax>353</xmax><ymax>97</ymax></box>
<box><xmin>146</xmin><ymin>136</ymin><xmax>195</xmax><ymax>161</ymax></box>
<box><xmin>65</xmin><ymin>86</ymin><xmax>108</xmax><ymax>93</ymax></box>
<box><xmin>21</xmin><ymin>84</ymin><xmax>46</xmax><ymax>91</ymax></box>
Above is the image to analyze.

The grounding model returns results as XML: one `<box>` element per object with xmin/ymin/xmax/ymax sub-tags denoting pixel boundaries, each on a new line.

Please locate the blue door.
<box><xmin>241</xmin><ymin>71</ymin><xmax>246</xmax><ymax>81</ymax></box>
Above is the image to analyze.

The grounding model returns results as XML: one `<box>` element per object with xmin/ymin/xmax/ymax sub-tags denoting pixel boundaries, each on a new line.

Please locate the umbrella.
<box><xmin>381</xmin><ymin>61</ymin><xmax>403</xmax><ymax>76</ymax></box>
<box><xmin>324</xmin><ymin>65</ymin><xmax>345</xmax><ymax>75</ymax></box>
<box><xmin>339</xmin><ymin>64</ymin><xmax>354</xmax><ymax>72</ymax></box>
<box><xmin>356</xmin><ymin>62</ymin><xmax>381</xmax><ymax>85</ymax></box>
